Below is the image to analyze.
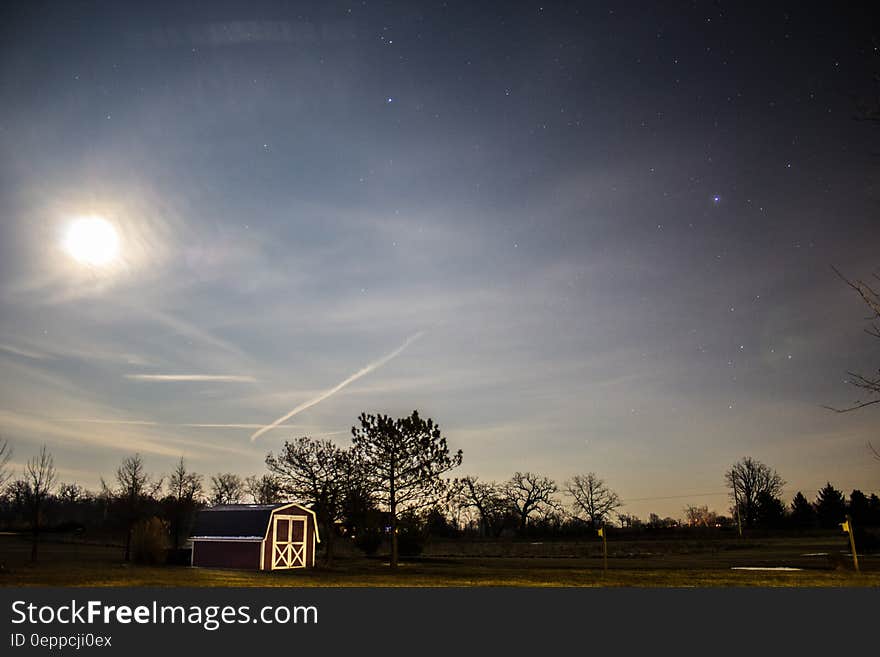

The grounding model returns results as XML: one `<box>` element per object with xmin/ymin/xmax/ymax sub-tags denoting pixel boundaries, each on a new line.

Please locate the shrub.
<box><xmin>131</xmin><ymin>516</ymin><xmax>168</xmax><ymax>565</ymax></box>
<box><xmin>396</xmin><ymin>528</ymin><xmax>425</xmax><ymax>557</ymax></box>
<box><xmin>353</xmin><ymin>528</ymin><xmax>383</xmax><ymax>556</ymax></box>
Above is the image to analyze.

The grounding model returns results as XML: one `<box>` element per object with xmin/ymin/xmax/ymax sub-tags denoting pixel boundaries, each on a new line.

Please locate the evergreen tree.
<box><xmin>868</xmin><ymin>494</ymin><xmax>880</xmax><ymax>526</ymax></box>
<box><xmin>351</xmin><ymin>410</ymin><xmax>462</xmax><ymax>569</ymax></box>
<box><xmin>814</xmin><ymin>482</ymin><xmax>847</xmax><ymax>529</ymax></box>
<box><xmin>755</xmin><ymin>491</ymin><xmax>786</xmax><ymax>528</ymax></box>
<box><xmin>847</xmin><ymin>490</ymin><xmax>870</xmax><ymax>526</ymax></box>
<box><xmin>789</xmin><ymin>491</ymin><xmax>817</xmax><ymax>529</ymax></box>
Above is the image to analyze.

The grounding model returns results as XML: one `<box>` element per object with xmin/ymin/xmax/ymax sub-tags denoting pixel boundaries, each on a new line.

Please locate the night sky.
<box><xmin>1</xmin><ymin>1</ymin><xmax>878</xmax><ymax>519</ymax></box>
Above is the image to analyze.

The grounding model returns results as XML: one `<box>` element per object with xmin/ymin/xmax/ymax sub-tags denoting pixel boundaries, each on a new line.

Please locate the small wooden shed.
<box><xmin>190</xmin><ymin>503</ymin><xmax>320</xmax><ymax>570</ymax></box>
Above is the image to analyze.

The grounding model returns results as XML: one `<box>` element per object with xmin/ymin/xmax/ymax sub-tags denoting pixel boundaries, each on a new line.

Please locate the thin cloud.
<box><xmin>249</xmin><ymin>331</ymin><xmax>425</xmax><ymax>442</ymax></box>
<box><xmin>0</xmin><ymin>409</ymin><xmax>183</xmax><ymax>458</ymax></box>
<box><xmin>131</xmin><ymin>21</ymin><xmax>357</xmax><ymax>49</ymax></box>
<box><xmin>125</xmin><ymin>374</ymin><xmax>257</xmax><ymax>382</ymax></box>
<box><xmin>1</xmin><ymin>409</ymin><xmax>260</xmax><ymax>460</ymax></box>
<box><xmin>58</xmin><ymin>418</ymin><xmax>159</xmax><ymax>426</ymax></box>
<box><xmin>138</xmin><ymin>306</ymin><xmax>247</xmax><ymax>358</ymax></box>
<box><xmin>50</xmin><ymin>418</ymin><xmax>343</xmax><ymax>434</ymax></box>
<box><xmin>0</xmin><ymin>343</ymin><xmax>49</xmax><ymax>360</ymax></box>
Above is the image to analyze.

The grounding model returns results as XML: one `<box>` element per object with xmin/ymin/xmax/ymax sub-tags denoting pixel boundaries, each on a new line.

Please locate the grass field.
<box><xmin>1</xmin><ymin>534</ymin><xmax>878</xmax><ymax>587</ymax></box>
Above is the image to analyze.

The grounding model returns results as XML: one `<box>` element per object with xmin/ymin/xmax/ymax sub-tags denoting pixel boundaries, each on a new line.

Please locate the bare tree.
<box><xmin>0</xmin><ymin>437</ymin><xmax>12</xmax><ymax>490</ymax></box>
<box><xmin>56</xmin><ymin>482</ymin><xmax>86</xmax><ymax>504</ymax></box>
<box><xmin>24</xmin><ymin>445</ymin><xmax>57</xmax><ymax>562</ymax></box>
<box><xmin>826</xmin><ymin>267</ymin><xmax>880</xmax><ymax>414</ymax></box>
<box><xmin>168</xmin><ymin>457</ymin><xmax>203</xmax><ymax>502</ymax></box>
<box><xmin>111</xmin><ymin>454</ymin><xmax>163</xmax><ymax>562</ymax></box>
<box><xmin>618</xmin><ymin>513</ymin><xmax>642</xmax><ymax>529</ymax></box>
<box><xmin>455</xmin><ymin>476</ymin><xmax>513</xmax><ymax>537</ymax></box>
<box><xmin>245</xmin><ymin>473</ymin><xmax>284</xmax><ymax>504</ymax></box>
<box><xmin>266</xmin><ymin>437</ymin><xmax>350</xmax><ymax>547</ymax></box>
<box><xmin>830</xmin><ymin>44</ymin><xmax>880</xmax><ymax>459</ymax></box>
<box><xmin>724</xmin><ymin>456</ymin><xmax>785</xmax><ymax>530</ymax></box>
<box><xmin>209</xmin><ymin>473</ymin><xmax>245</xmax><ymax>505</ymax></box>
<box><xmin>684</xmin><ymin>505</ymin><xmax>718</xmax><ymax>527</ymax></box>
<box><xmin>502</xmin><ymin>471</ymin><xmax>559</xmax><ymax>533</ymax></box>
<box><xmin>565</xmin><ymin>473</ymin><xmax>621</xmax><ymax>527</ymax></box>
<box><xmin>351</xmin><ymin>411</ymin><xmax>462</xmax><ymax>568</ymax></box>
<box><xmin>165</xmin><ymin>457</ymin><xmax>204</xmax><ymax>550</ymax></box>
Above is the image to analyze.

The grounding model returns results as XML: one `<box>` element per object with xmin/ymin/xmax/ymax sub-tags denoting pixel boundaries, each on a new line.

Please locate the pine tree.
<box><xmin>814</xmin><ymin>482</ymin><xmax>847</xmax><ymax>529</ymax></box>
<box><xmin>789</xmin><ymin>491</ymin><xmax>816</xmax><ymax>529</ymax></box>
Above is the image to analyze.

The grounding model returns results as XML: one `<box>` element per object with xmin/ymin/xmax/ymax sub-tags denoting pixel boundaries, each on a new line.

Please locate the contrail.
<box><xmin>249</xmin><ymin>332</ymin><xmax>425</xmax><ymax>442</ymax></box>
<box><xmin>182</xmin><ymin>423</ymin><xmax>291</xmax><ymax>429</ymax></box>
<box><xmin>125</xmin><ymin>374</ymin><xmax>257</xmax><ymax>382</ymax></box>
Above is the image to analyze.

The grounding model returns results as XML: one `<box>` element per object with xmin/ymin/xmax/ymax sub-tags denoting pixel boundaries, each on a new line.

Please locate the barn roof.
<box><xmin>190</xmin><ymin>502</ymin><xmax>320</xmax><ymax>542</ymax></box>
<box><xmin>191</xmin><ymin>503</ymin><xmax>302</xmax><ymax>539</ymax></box>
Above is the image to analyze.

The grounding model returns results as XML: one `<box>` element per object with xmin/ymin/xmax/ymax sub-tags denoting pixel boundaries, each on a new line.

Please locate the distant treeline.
<box><xmin>0</xmin><ymin>424</ymin><xmax>878</xmax><ymax>566</ymax></box>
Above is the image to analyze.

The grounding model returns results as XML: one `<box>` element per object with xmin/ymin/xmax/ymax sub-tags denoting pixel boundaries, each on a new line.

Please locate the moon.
<box><xmin>63</xmin><ymin>217</ymin><xmax>120</xmax><ymax>266</ymax></box>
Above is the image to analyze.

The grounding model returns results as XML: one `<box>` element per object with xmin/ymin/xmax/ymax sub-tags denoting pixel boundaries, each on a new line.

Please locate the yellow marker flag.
<box><xmin>841</xmin><ymin>520</ymin><xmax>850</xmax><ymax>533</ymax></box>
<box><xmin>597</xmin><ymin>527</ymin><xmax>604</xmax><ymax>538</ymax></box>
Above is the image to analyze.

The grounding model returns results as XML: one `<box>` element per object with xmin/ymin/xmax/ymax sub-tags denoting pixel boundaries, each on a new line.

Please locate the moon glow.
<box><xmin>63</xmin><ymin>217</ymin><xmax>120</xmax><ymax>266</ymax></box>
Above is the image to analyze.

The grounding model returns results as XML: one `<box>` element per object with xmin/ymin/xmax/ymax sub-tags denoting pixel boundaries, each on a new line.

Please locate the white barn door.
<box><xmin>272</xmin><ymin>515</ymin><xmax>308</xmax><ymax>569</ymax></box>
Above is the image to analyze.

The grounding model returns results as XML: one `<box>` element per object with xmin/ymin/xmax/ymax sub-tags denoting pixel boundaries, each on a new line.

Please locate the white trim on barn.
<box><xmin>258</xmin><ymin>502</ymin><xmax>321</xmax><ymax>543</ymax></box>
<box><xmin>270</xmin><ymin>515</ymin><xmax>308</xmax><ymax>570</ymax></box>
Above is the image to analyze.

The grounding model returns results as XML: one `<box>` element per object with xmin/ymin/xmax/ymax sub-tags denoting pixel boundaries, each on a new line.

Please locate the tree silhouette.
<box><xmin>790</xmin><ymin>491</ymin><xmax>817</xmax><ymax>529</ymax></box>
<box><xmin>724</xmin><ymin>457</ymin><xmax>785</xmax><ymax>530</ymax></box>
<box><xmin>24</xmin><ymin>445</ymin><xmax>56</xmax><ymax>562</ymax></box>
<box><xmin>825</xmin><ymin>267</ymin><xmax>880</xmax><ymax>417</ymax></box>
<box><xmin>814</xmin><ymin>482</ymin><xmax>847</xmax><ymax>529</ymax></box>
<box><xmin>755</xmin><ymin>491</ymin><xmax>787</xmax><ymax>529</ymax></box>
<box><xmin>209</xmin><ymin>473</ymin><xmax>245</xmax><ymax>505</ymax></box>
<box><xmin>455</xmin><ymin>476</ymin><xmax>513</xmax><ymax>537</ymax></box>
<box><xmin>266</xmin><ymin>436</ymin><xmax>354</xmax><ymax>564</ymax></box>
<box><xmin>565</xmin><ymin>473</ymin><xmax>621</xmax><ymax>528</ymax></box>
<box><xmin>502</xmin><ymin>472</ymin><xmax>559</xmax><ymax>533</ymax></box>
<box><xmin>847</xmin><ymin>489</ymin><xmax>871</xmax><ymax>526</ymax></box>
<box><xmin>56</xmin><ymin>482</ymin><xmax>86</xmax><ymax>504</ymax></box>
<box><xmin>245</xmin><ymin>474</ymin><xmax>284</xmax><ymax>504</ymax></box>
<box><xmin>107</xmin><ymin>454</ymin><xmax>162</xmax><ymax>562</ymax></box>
<box><xmin>0</xmin><ymin>437</ymin><xmax>12</xmax><ymax>490</ymax></box>
<box><xmin>351</xmin><ymin>410</ymin><xmax>462</xmax><ymax>569</ymax></box>
<box><xmin>684</xmin><ymin>505</ymin><xmax>718</xmax><ymax>528</ymax></box>
<box><xmin>164</xmin><ymin>457</ymin><xmax>203</xmax><ymax>550</ymax></box>
<box><xmin>868</xmin><ymin>493</ymin><xmax>880</xmax><ymax>526</ymax></box>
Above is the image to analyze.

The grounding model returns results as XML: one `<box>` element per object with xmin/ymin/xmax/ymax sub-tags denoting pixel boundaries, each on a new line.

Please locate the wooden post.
<box><xmin>599</xmin><ymin>525</ymin><xmax>608</xmax><ymax>575</ymax></box>
<box><xmin>842</xmin><ymin>515</ymin><xmax>860</xmax><ymax>573</ymax></box>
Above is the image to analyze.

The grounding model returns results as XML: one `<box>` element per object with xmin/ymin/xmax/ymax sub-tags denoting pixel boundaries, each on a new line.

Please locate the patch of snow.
<box><xmin>731</xmin><ymin>566</ymin><xmax>803</xmax><ymax>571</ymax></box>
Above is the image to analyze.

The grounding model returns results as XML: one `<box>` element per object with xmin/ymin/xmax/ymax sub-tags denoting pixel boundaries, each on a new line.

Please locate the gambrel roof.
<box><xmin>191</xmin><ymin>503</ymin><xmax>320</xmax><ymax>542</ymax></box>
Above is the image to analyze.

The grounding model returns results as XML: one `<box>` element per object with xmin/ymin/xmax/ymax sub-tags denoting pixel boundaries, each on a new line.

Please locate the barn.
<box><xmin>190</xmin><ymin>503</ymin><xmax>320</xmax><ymax>570</ymax></box>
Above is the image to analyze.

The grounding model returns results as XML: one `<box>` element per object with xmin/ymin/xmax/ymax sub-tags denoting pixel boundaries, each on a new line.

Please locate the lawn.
<box><xmin>1</xmin><ymin>534</ymin><xmax>878</xmax><ymax>587</ymax></box>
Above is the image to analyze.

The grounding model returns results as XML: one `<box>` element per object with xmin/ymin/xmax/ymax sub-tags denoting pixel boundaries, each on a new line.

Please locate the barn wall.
<box><xmin>193</xmin><ymin>540</ymin><xmax>262</xmax><ymax>569</ymax></box>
